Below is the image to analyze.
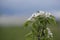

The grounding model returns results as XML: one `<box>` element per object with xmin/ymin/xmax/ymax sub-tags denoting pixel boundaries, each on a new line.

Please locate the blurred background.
<box><xmin>0</xmin><ymin>0</ymin><xmax>60</xmax><ymax>40</ymax></box>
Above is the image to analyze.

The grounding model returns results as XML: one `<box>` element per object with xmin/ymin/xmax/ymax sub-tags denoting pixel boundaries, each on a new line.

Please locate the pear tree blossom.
<box><xmin>46</xmin><ymin>27</ymin><xmax>53</xmax><ymax>38</ymax></box>
<box><xmin>24</xmin><ymin>11</ymin><xmax>56</xmax><ymax>40</ymax></box>
<box><xmin>27</xmin><ymin>11</ymin><xmax>52</xmax><ymax>21</ymax></box>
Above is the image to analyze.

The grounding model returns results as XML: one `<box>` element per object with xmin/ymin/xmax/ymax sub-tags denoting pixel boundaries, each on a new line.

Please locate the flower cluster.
<box><xmin>25</xmin><ymin>11</ymin><xmax>54</xmax><ymax>40</ymax></box>
<box><xmin>27</xmin><ymin>11</ymin><xmax>52</xmax><ymax>20</ymax></box>
<box><xmin>47</xmin><ymin>27</ymin><xmax>53</xmax><ymax>38</ymax></box>
<box><xmin>27</xmin><ymin>11</ymin><xmax>53</xmax><ymax>38</ymax></box>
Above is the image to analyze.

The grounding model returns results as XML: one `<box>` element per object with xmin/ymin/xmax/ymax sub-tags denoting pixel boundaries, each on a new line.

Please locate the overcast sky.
<box><xmin>0</xmin><ymin>0</ymin><xmax>60</xmax><ymax>25</ymax></box>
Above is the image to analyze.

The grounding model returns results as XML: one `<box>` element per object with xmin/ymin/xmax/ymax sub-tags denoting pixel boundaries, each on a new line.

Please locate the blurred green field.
<box><xmin>0</xmin><ymin>21</ymin><xmax>60</xmax><ymax>40</ymax></box>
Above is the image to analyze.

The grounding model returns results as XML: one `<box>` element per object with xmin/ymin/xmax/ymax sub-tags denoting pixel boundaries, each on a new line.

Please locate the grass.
<box><xmin>0</xmin><ymin>27</ymin><xmax>24</xmax><ymax>40</ymax></box>
<box><xmin>0</xmin><ymin>21</ymin><xmax>60</xmax><ymax>40</ymax></box>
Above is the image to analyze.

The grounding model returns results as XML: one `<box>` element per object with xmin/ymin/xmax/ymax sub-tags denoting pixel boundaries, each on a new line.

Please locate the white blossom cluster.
<box><xmin>27</xmin><ymin>11</ymin><xmax>53</xmax><ymax>39</ymax></box>
<box><xmin>27</xmin><ymin>11</ymin><xmax>52</xmax><ymax>20</ymax></box>
<box><xmin>46</xmin><ymin>27</ymin><xmax>53</xmax><ymax>38</ymax></box>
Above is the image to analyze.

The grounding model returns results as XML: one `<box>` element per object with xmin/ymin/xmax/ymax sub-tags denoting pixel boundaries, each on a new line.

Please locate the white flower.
<box><xmin>27</xmin><ymin>13</ymin><xmax>37</xmax><ymax>20</ymax></box>
<box><xmin>32</xmin><ymin>11</ymin><xmax>45</xmax><ymax>17</ymax></box>
<box><xmin>45</xmin><ymin>12</ymin><xmax>51</xmax><ymax>17</ymax></box>
<box><xmin>27</xmin><ymin>11</ymin><xmax>52</xmax><ymax>21</ymax></box>
<box><xmin>27</xmin><ymin>16</ymin><xmax>32</xmax><ymax>20</ymax></box>
<box><xmin>32</xmin><ymin>13</ymin><xmax>37</xmax><ymax>17</ymax></box>
<box><xmin>47</xmin><ymin>27</ymin><xmax>53</xmax><ymax>38</ymax></box>
<box><xmin>38</xmin><ymin>11</ymin><xmax>45</xmax><ymax>16</ymax></box>
<box><xmin>39</xmin><ymin>11</ymin><xmax>45</xmax><ymax>14</ymax></box>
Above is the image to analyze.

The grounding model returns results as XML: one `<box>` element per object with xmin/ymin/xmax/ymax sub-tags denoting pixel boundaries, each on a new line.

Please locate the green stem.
<box><xmin>37</xmin><ymin>26</ymin><xmax>40</xmax><ymax>40</ymax></box>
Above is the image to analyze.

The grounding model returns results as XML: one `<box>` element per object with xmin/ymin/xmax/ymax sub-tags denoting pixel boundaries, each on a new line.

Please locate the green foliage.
<box><xmin>24</xmin><ymin>13</ymin><xmax>56</xmax><ymax>40</ymax></box>
<box><xmin>47</xmin><ymin>15</ymin><xmax>56</xmax><ymax>26</ymax></box>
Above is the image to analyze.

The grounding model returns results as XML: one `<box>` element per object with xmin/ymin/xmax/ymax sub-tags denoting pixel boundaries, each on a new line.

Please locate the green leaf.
<box><xmin>32</xmin><ymin>22</ymin><xmax>38</xmax><ymax>31</ymax></box>
<box><xmin>47</xmin><ymin>17</ymin><xmax>56</xmax><ymax>26</ymax></box>
<box><xmin>24</xmin><ymin>21</ymin><xmax>32</xmax><ymax>27</ymax></box>
<box><xmin>25</xmin><ymin>31</ymin><xmax>32</xmax><ymax>37</ymax></box>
